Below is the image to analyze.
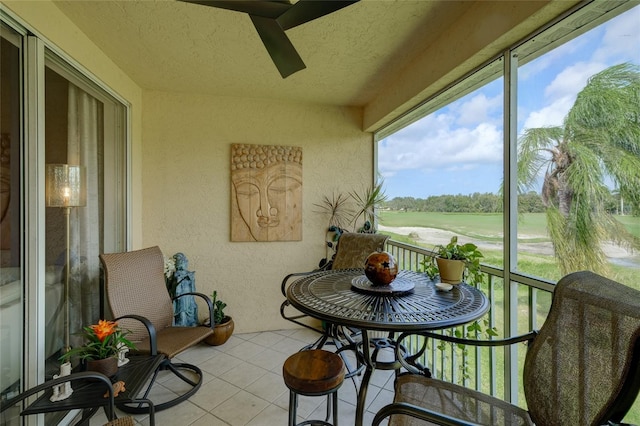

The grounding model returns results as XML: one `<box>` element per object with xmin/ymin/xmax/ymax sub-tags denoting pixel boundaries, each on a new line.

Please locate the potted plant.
<box><xmin>423</xmin><ymin>236</ymin><xmax>484</xmax><ymax>284</ymax></box>
<box><xmin>204</xmin><ymin>291</ymin><xmax>234</xmax><ymax>346</ymax></box>
<box><xmin>314</xmin><ymin>181</ymin><xmax>388</xmax><ymax>268</ymax></box>
<box><xmin>61</xmin><ymin>320</ymin><xmax>136</xmax><ymax>377</ymax></box>
<box><xmin>349</xmin><ymin>179</ymin><xmax>387</xmax><ymax>233</ymax></box>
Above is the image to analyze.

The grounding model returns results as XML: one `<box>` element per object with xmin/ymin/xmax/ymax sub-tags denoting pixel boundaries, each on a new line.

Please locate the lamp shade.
<box><xmin>45</xmin><ymin>164</ymin><xmax>86</xmax><ymax>207</ymax></box>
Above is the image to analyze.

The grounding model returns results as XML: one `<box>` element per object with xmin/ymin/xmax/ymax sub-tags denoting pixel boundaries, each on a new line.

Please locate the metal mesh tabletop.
<box><xmin>286</xmin><ymin>269</ymin><xmax>489</xmax><ymax>331</ymax></box>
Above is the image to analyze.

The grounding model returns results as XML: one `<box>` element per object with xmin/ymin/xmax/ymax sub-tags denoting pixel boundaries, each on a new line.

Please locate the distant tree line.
<box><xmin>382</xmin><ymin>192</ymin><xmax>540</xmax><ymax>213</ymax></box>
<box><xmin>381</xmin><ymin>190</ymin><xmax>634</xmax><ymax>214</ymax></box>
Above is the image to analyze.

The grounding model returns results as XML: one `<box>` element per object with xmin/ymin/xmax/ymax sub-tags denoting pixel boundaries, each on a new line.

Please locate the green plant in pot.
<box><xmin>60</xmin><ymin>320</ymin><xmax>136</xmax><ymax>377</ymax></box>
<box><xmin>423</xmin><ymin>236</ymin><xmax>484</xmax><ymax>285</ymax></box>
<box><xmin>204</xmin><ymin>290</ymin><xmax>234</xmax><ymax>346</ymax></box>
<box><xmin>422</xmin><ymin>237</ymin><xmax>496</xmax><ymax>384</ymax></box>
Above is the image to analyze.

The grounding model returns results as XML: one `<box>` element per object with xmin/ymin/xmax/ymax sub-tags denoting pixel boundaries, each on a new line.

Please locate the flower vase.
<box><xmin>204</xmin><ymin>316</ymin><xmax>235</xmax><ymax>346</ymax></box>
<box><xmin>436</xmin><ymin>257</ymin><xmax>465</xmax><ymax>284</ymax></box>
<box><xmin>86</xmin><ymin>357</ymin><xmax>118</xmax><ymax>377</ymax></box>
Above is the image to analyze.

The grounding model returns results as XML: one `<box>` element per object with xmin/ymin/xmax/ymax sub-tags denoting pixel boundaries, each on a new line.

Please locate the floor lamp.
<box><xmin>45</xmin><ymin>164</ymin><xmax>86</xmax><ymax>357</ymax></box>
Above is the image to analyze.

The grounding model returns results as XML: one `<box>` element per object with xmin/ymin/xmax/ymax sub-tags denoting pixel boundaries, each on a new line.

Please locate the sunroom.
<box><xmin>0</xmin><ymin>0</ymin><xmax>638</xmax><ymax>425</ymax></box>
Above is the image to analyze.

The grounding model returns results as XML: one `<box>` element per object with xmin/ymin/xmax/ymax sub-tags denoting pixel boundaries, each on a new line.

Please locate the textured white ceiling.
<box><xmin>52</xmin><ymin>0</ymin><xmax>473</xmax><ymax>107</ymax></box>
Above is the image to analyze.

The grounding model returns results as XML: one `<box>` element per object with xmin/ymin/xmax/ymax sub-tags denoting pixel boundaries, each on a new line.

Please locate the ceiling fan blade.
<box><xmin>277</xmin><ymin>0</ymin><xmax>359</xmax><ymax>31</ymax></box>
<box><xmin>250</xmin><ymin>15</ymin><xmax>306</xmax><ymax>78</ymax></box>
<box><xmin>178</xmin><ymin>0</ymin><xmax>290</xmax><ymax>18</ymax></box>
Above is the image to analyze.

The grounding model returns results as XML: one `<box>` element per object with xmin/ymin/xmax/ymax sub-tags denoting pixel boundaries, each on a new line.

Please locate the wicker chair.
<box><xmin>373</xmin><ymin>271</ymin><xmax>640</xmax><ymax>426</ymax></box>
<box><xmin>99</xmin><ymin>246</ymin><xmax>214</xmax><ymax>414</ymax></box>
<box><xmin>280</xmin><ymin>232</ymin><xmax>390</xmax><ymax>376</ymax></box>
<box><xmin>0</xmin><ymin>371</ymin><xmax>144</xmax><ymax>426</ymax></box>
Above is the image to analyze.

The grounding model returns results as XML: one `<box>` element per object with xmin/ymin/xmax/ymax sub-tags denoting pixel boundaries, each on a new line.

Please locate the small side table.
<box><xmin>21</xmin><ymin>354</ymin><xmax>164</xmax><ymax>425</ymax></box>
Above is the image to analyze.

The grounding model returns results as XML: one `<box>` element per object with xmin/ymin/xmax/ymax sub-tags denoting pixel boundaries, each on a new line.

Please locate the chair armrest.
<box><xmin>115</xmin><ymin>314</ymin><xmax>158</xmax><ymax>356</ymax></box>
<box><xmin>395</xmin><ymin>330</ymin><xmax>538</xmax><ymax>375</ymax></box>
<box><xmin>373</xmin><ymin>401</ymin><xmax>481</xmax><ymax>426</ymax></box>
<box><xmin>173</xmin><ymin>291</ymin><xmax>215</xmax><ymax>330</ymax></box>
<box><xmin>404</xmin><ymin>330</ymin><xmax>538</xmax><ymax>347</ymax></box>
<box><xmin>279</xmin><ymin>299</ymin><xmax>324</xmax><ymax>334</ymax></box>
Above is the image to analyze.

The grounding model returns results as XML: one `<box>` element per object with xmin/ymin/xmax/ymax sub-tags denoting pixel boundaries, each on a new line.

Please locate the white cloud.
<box><xmin>522</xmin><ymin>95</ymin><xmax>573</xmax><ymax>129</ymax></box>
<box><xmin>592</xmin><ymin>6</ymin><xmax>640</xmax><ymax>63</ymax></box>
<box><xmin>456</xmin><ymin>93</ymin><xmax>502</xmax><ymax>127</ymax></box>
<box><xmin>544</xmin><ymin>61</ymin><xmax>605</xmax><ymax>101</ymax></box>
<box><xmin>379</xmin><ymin>112</ymin><xmax>502</xmax><ymax>174</ymax></box>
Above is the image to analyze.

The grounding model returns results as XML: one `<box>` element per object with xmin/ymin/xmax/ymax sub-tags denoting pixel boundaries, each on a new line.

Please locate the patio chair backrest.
<box><xmin>331</xmin><ymin>233</ymin><xmax>389</xmax><ymax>270</ymax></box>
<box><xmin>524</xmin><ymin>271</ymin><xmax>640</xmax><ymax>426</ymax></box>
<box><xmin>100</xmin><ymin>246</ymin><xmax>174</xmax><ymax>343</ymax></box>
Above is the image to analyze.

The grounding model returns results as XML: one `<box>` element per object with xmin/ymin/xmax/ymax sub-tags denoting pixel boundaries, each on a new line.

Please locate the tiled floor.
<box><xmin>90</xmin><ymin>328</ymin><xmax>395</xmax><ymax>426</ymax></box>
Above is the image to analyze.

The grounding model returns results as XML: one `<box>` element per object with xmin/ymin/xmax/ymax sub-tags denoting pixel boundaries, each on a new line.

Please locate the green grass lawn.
<box><xmin>380</xmin><ymin>211</ymin><xmax>640</xmax><ymax>289</ymax></box>
<box><xmin>381</xmin><ymin>210</ymin><xmax>640</xmax><ymax>239</ymax></box>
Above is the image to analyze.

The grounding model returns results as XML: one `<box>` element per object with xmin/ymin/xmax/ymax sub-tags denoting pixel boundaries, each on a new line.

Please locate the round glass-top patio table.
<box><xmin>285</xmin><ymin>268</ymin><xmax>490</xmax><ymax>426</ymax></box>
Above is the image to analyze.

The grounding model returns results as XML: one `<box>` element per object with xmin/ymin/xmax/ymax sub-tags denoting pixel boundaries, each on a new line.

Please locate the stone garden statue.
<box><xmin>172</xmin><ymin>252</ymin><xmax>198</xmax><ymax>327</ymax></box>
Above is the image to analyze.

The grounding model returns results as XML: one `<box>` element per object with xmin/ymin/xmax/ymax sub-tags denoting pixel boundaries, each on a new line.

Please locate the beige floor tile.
<box><xmin>210</xmin><ymin>334</ymin><xmax>248</xmax><ymax>353</ymax></box>
<box><xmin>271</xmin><ymin>336</ymin><xmax>314</xmax><ymax>355</ymax></box>
<box><xmin>243</xmin><ymin>370</ymin><xmax>288</xmax><ymax>403</ymax></box>
<box><xmin>219</xmin><ymin>362</ymin><xmax>269</xmax><ymax>389</ymax></box>
<box><xmin>245</xmin><ymin>403</ymin><xmax>290</xmax><ymax>426</ymax></box>
<box><xmin>176</xmin><ymin>343</ymin><xmax>220</xmax><ymax>364</ymax></box>
<box><xmin>221</xmin><ymin>340</ymin><xmax>269</xmax><ymax>362</ymax></box>
<box><xmin>199</xmin><ymin>351</ymin><xmax>244</xmax><ymax>376</ymax></box>
<box><xmin>246</xmin><ymin>330</ymin><xmax>287</xmax><ymax>348</ymax></box>
<box><xmin>142</xmin><ymin>382</ymin><xmax>180</xmax><ymax>406</ymax></box>
<box><xmin>139</xmin><ymin>400</ymin><xmax>206</xmax><ymax>426</ymax></box>
<box><xmin>187</xmin><ymin>377</ymin><xmax>240</xmax><ymax>411</ymax></box>
<box><xmin>187</xmin><ymin>412</ymin><xmax>229</xmax><ymax>426</ymax></box>
<box><xmin>288</xmin><ymin>327</ymin><xmax>324</xmax><ymax>343</ymax></box>
<box><xmin>209</xmin><ymin>389</ymin><xmax>270</xmax><ymax>426</ymax></box>
<box><xmin>247</xmin><ymin>347</ymin><xmax>291</xmax><ymax>373</ymax></box>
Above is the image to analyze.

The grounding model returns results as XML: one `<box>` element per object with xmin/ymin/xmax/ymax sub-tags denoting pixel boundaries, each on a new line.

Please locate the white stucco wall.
<box><xmin>142</xmin><ymin>91</ymin><xmax>372</xmax><ymax>333</ymax></box>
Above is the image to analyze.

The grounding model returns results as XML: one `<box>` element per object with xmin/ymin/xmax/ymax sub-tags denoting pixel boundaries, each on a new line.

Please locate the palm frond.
<box><xmin>313</xmin><ymin>191</ymin><xmax>353</xmax><ymax>230</ymax></box>
<box><xmin>521</xmin><ymin>63</ymin><xmax>640</xmax><ymax>273</ymax></box>
<box><xmin>350</xmin><ymin>180</ymin><xmax>387</xmax><ymax>230</ymax></box>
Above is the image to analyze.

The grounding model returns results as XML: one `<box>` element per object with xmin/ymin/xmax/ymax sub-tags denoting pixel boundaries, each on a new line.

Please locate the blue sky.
<box><xmin>378</xmin><ymin>5</ymin><xmax>640</xmax><ymax>200</ymax></box>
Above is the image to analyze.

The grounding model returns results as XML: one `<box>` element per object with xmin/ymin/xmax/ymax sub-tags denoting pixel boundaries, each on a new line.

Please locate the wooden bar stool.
<box><xmin>283</xmin><ymin>349</ymin><xmax>345</xmax><ymax>426</ymax></box>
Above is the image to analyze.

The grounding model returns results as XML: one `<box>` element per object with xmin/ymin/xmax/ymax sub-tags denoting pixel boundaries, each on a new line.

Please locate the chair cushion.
<box><xmin>331</xmin><ymin>233</ymin><xmax>389</xmax><ymax>270</ymax></box>
<box><xmin>101</xmin><ymin>246</ymin><xmax>174</xmax><ymax>342</ymax></box>
<box><xmin>133</xmin><ymin>325</ymin><xmax>213</xmax><ymax>359</ymax></box>
<box><xmin>390</xmin><ymin>374</ymin><xmax>533</xmax><ymax>426</ymax></box>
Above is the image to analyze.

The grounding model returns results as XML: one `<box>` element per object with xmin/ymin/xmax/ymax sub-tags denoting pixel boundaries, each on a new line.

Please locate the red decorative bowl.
<box><xmin>364</xmin><ymin>251</ymin><xmax>398</xmax><ymax>286</ymax></box>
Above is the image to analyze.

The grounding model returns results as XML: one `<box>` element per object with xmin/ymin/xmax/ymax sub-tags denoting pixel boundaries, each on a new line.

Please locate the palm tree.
<box><xmin>517</xmin><ymin>63</ymin><xmax>640</xmax><ymax>275</ymax></box>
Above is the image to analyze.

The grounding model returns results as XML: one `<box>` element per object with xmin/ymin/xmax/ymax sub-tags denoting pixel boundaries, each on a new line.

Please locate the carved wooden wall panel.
<box><xmin>230</xmin><ymin>144</ymin><xmax>302</xmax><ymax>242</ymax></box>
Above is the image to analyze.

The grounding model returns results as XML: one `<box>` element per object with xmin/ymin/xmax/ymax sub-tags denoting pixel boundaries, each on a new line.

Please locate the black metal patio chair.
<box><xmin>373</xmin><ymin>271</ymin><xmax>640</xmax><ymax>426</ymax></box>
<box><xmin>100</xmin><ymin>246</ymin><xmax>214</xmax><ymax>414</ymax></box>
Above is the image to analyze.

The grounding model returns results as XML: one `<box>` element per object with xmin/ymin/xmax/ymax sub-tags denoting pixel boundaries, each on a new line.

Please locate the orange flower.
<box><xmin>90</xmin><ymin>320</ymin><xmax>117</xmax><ymax>342</ymax></box>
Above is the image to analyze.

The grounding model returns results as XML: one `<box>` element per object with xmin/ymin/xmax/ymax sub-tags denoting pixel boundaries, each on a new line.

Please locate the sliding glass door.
<box><xmin>0</xmin><ymin>21</ymin><xmax>24</xmax><ymax>409</ymax></box>
<box><xmin>0</xmin><ymin>13</ymin><xmax>128</xmax><ymax>425</ymax></box>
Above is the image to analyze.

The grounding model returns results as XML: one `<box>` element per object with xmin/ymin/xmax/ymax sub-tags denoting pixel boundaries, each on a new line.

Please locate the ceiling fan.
<box><xmin>179</xmin><ymin>0</ymin><xmax>360</xmax><ymax>78</ymax></box>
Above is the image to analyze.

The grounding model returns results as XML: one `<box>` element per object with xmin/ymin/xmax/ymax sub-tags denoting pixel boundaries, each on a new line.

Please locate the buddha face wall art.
<box><xmin>230</xmin><ymin>144</ymin><xmax>302</xmax><ymax>242</ymax></box>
